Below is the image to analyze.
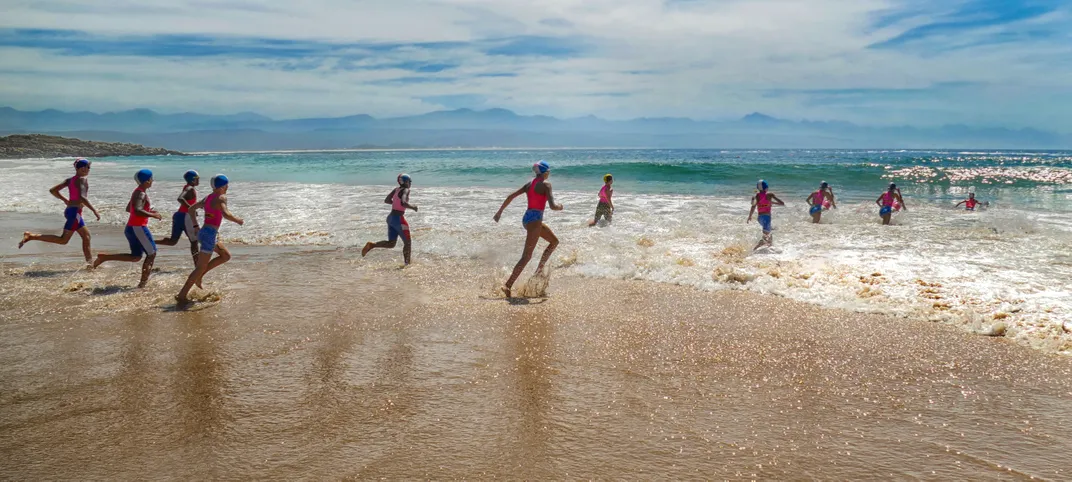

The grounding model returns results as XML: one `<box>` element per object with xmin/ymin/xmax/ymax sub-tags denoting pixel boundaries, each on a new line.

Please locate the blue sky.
<box><xmin>1</xmin><ymin>0</ymin><xmax>1070</xmax><ymax>131</ymax></box>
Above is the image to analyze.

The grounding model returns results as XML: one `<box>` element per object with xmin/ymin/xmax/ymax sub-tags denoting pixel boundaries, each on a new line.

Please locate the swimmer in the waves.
<box><xmin>18</xmin><ymin>158</ymin><xmax>101</xmax><ymax>264</ymax></box>
<box><xmin>155</xmin><ymin>170</ymin><xmax>201</xmax><ymax>263</ymax></box>
<box><xmin>588</xmin><ymin>173</ymin><xmax>614</xmax><ymax>227</ymax></box>
<box><xmin>876</xmin><ymin>182</ymin><xmax>908</xmax><ymax>225</ymax></box>
<box><xmin>747</xmin><ymin>179</ymin><xmax>785</xmax><ymax>250</ymax></box>
<box><xmin>92</xmin><ymin>169</ymin><xmax>163</xmax><ymax>287</ymax></box>
<box><xmin>362</xmin><ymin>173</ymin><xmax>418</xmax><ymax>265</ymax></box>
<box><xmin>177</xmin><ymin>175</ymin><xmax>244</xmax><ymax>305</ymax></box>
<box><xmin>493</xmin><ymin>161</ymin><xmax>563</xmax><ymax>297</ymax></box>
<box><xmin>806</xmin><ymin>181</ymin><xmax>836</xmax><ymax>223</ymax></box>
<box><xmin>955</xmin><ymin>192</ymin><xmax>987</xmax><ymax>211</ymax></box>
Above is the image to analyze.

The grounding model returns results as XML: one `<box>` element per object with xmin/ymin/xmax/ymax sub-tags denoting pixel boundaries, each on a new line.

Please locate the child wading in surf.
<box><xmin>493</xmin><ymin>161</ymin><xmax>563</xmax><ymax>297</ymax></box>
<box><xmin>19</xmin><ymin>158</ymin><xmax>101</xmax><ymax>264</ymax></box>
<box><xmin>92</xmin><ymin>169</ymin><xmax>162</xmax><ymax>287</ymax></box>
<box><xmin>747</xmin><ymin>179</ymin><xmax>785</xmax><ymax>250</ymax></box>
<box><xmin>177</xmin><ymin>175</ymin><xmax>244</xmax><ymax>305</ymax></box>
<box><xmin>156</xmin><ymin>170</ymin><xmax>201</xmax><ymax>263</ymax></box>
<box><xmin>955</xmin><ymin>192</ymin><xmax>986</xmax><ymax>211</ymax></box>
<box><xmin>588</xmin><ymin>174</ymin><xmax>614</xmax><ymax>227</ymax></box>
<box><xmin>362</xmin><ymin>174</ymin><xmax>418</xmax><ymax>265</ymax></box>
<box><xmin>876</xmin><ymin>183</ymin><xmax>908</xmax><ymax>225</ymax></box>
<box><xmin>806</xmin><ymin>181</ymin><xmax>836</xmax><ymax>223</ymax></box>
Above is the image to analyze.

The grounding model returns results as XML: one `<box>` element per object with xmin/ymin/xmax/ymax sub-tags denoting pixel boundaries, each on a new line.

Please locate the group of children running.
<box><xmin>19</xmin><ymin>158</ymin><xmax>985</xmax><ymax>299</ymax></box>
<box><xmin>18</xmin><ymin>159</ymin><xmax>243</xmax><ymax>305</ymax></box>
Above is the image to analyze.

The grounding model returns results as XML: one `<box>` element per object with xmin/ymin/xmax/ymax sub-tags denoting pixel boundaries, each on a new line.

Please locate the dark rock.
<box><xmin>0</xmin><ymin>134</ymin><xmax>186</xmax><ymax>159</ymax></box>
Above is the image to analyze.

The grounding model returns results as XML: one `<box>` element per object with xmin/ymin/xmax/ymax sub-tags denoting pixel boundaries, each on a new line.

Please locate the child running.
<box><xmin>18</xmin><ymin>158</ymin><xmax>101</xmax><ymax>264</ymax></box>
<box><xmin>805</xmin><ymin>181</ymin><xmax>836</xmax><ymax>223</ymax></box>
<box><xmin>362</xmin><ymin>173</ymin><xmax>418</xmax><ymax>265</ymax></box>
<box><xmin>92</xmin><ymin>169</ymin><xmax>162</xmax><ymax>287</ymax></box>
<box><xmin>955</xmin><ymin>192</ymin><xmax>985</xmax><ymax>211</ymax></box>
<box><xmin>155</xmin><ymin>170</ymin><xmax>201</xmax><ymax>263</ymax></box>
<box><xmin>176</xmin><ymin>175</ymin><xmax>244</xmax><ymax>305</ymax></box>
<box><xmin>747</xmin><ymin>180</ymin><xmax>785</xmax><ymax>250</ymax></box>
<box><xmin>493</xmin><ymin>161</ymin><xmax>563</xmax><ymax>297</ymax></box>
<box><xmin>876</xmin><ymin>183</ymin><xmax>908</xmax><ymax>225</ymax></box>
<box><xmin>588</xmin><ymin>174</ymin><xmax>614</xmax><ymax>227</ymax></box>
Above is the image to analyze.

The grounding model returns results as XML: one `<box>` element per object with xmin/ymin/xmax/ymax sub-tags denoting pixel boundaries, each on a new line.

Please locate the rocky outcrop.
<box><xmin>0</xmin><ymin>134</ymin><xmax>186</xmax><ymax>159</ymax></box>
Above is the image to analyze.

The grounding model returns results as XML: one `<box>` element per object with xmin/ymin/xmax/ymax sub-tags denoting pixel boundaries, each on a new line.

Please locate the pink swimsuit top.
<box><xmin>527</xmin><ymin>178</ymin><xmax>547</xmax><ymax>210</ymax></box>
<box><xmin>126</xmin><ymin>187</ymin><xmax>151</xmax><ymax>227</ymax></box>
<box><xmin>178</xmin><ymin>186</ymin><xmax>197</xmax><ymax>213</ymax></box>
<box><xmin>813</xmin><ymin>190</ymin><xmax>824</xmax><ymax>206</ymax></box>
<box><xmin>67</xmin><ymin>176</ymin><xmax>82</xmax><ymax>207</ymax></box>
<box><xmin>599</xmin><ymin>185</ymin><xmax>610</xmax><ymax>203</ymax></box>
<box><xmin>391</xmin><ymin>188</ymin><xmax>405</xmax><ymax>212</ymax></box>
<box><xmin>756</xmin><ymin>191</ymin><xmax>771</xmax><ymax>214</ymax></box>
<box><xmin>203</xmin><ymin>193</ymin><xmax>223</xmax><ymax>228</ymax></box>
<box><xmin>882</xmin><ymin>192</ymin><xmax>895</xmax><ymax>207</ymax></box>
<box><xmin>965</xmin><ymin>198</ymin><xmax>978</xmax><ymax>209</ymax></box>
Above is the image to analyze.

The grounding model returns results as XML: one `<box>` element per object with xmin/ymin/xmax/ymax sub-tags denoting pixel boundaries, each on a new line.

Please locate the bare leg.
<box><xmin>881</xmin><ymin>214</ymin><xmax>892</xmax><ymax>225</ymax></box>
<box><xmin>137</xmin><ymin>254</ymin><xmax>156</xmax><ymax>288</ymax></box>
<box><xmin>363</xmin><ymin>239</ymin><xmax>397</xmax><ymax>257</ymax></box>
<box><xmin>503</xmin><ymin>223</ymin><xmax>542</xmax><ymax>296</ymax></box>
<box><xmin>177</xmin><ymin>252</ymin><xmax>212</xmax><ymax>304</ymax></box>
<box><xmin>402</xmin><ymin>237</ymin><xmax>412</xmax><ymax>265</ymax></box>
<box><xmin>20</xmin><ymin>230</ymin><xmax>75</xmax><ymax>248</ymax></box>
<box><xmin>811</xmin><ymin>212</ymin><xmax>821</xmax><ymax>224</ymax></box>
<box><xmin>92</xmin><ymin>253</ymin><xmax>142</xmax><ymax>269</ymax></box>
<box><xmin>76</xmin><ymin>227</ymin><xmax>92</xmax><ymax>263</ymax></box>
<box><xmin>195</xmin><ymin>243</ymin><xmax>231</xmax><ymax>288</ymax></box>
<box><xmin>533</xmin><ymin>223</ymin><xmax>559</xmax><ymax>274</ymax></box>
<box><xmin>188</xmin><ymin>239</ymin><xmax>199</xmax><ymax>264</ymax></box>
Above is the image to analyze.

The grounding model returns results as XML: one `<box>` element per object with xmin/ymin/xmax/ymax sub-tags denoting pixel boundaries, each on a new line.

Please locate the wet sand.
<box><xmin>2</xmin><ymin>213</ymin><xmax>1072</xmax><ymax>479</ymax></box>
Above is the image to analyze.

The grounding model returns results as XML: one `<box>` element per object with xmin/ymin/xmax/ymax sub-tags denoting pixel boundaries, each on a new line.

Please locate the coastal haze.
<box><xmin>3</xmin><ymin>0</ymin><xmax>1072</xmax><ymax>479</ymax></box>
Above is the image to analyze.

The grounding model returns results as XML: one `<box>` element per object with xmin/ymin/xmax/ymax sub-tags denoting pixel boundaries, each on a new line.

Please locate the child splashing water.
<box><xmin>362</xmin><ymin>173</ymin><xmax>418</xmax><ymax>265</ymax></box>
<box><xmin>493</xmin><ymin>161</ymin><xmax>563</xmax><ymax>298</ymax></box>
<box><xmin>92</xmin><ymin>169</ymin><xmax>162</xmax><ymax>287</ymax></box>
<box><xmin>19</xmin><ymin>158</ymin><xmax>101</xmax><ymax>264</ymax></box>
<box><xmin>747</xmin><ymin>180</ymin><xmax>785</xmax><ymax>250</ymax></box>
<box><xmin>155</xmin><ymin>170</ymin><xmax>201</xmax><ymax>263</ymax></box>
<box><xmin>588</xmin><ymin>174</ymin><xmax>614</xmax><ymax>227</ymax></box>
<box><xmin>176</xmin><ymin>175</ymin><xmax>244</xmax><ymax>305</ymax></box>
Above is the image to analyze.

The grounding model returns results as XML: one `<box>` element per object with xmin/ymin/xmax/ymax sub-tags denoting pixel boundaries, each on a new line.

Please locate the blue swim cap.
<box><xmin>757</xmin><ymin>179</ymin><xmax>768</xmax><ymax>191</ymax></box>
<box><xmin>211</xmin><ymin>174</ymin><xmax>229</xmax><ymax>189</ymax></box>
<box><xmin>135</xmin><ymin>169</ymin><xmax>153</xmax><ymax>184</ymax></box>
<box><xmin>183</xmin><ymin>170</ymin><xmax>199</xmax><ymax>184</ymax></box>
<box><xmin>888</xmin><ymin>182</ymin><xmax>897</xmax><ymax>190</ymax></box>
<box><xmin>74</xmin><ymin>158</ymin><xmax>90</xmax><ymax>169</ymax></box>
<box><xmin>397</xmin><ymin>173</ymin><xmax>411</xmax><ymax>185</ymax></box>
<box><xmin>533</xmin><ymin>160</ymin><xmax>550</xmax><ymax>175</ymax></box>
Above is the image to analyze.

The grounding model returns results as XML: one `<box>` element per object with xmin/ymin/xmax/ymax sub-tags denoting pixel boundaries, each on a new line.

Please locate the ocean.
<box><xmin>2</xmin><ymin>148</ymin><xmax>1071</xmax><ymax>353</ymax></box>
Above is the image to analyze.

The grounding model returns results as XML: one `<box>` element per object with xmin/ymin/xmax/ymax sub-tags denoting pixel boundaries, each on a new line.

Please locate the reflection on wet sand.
<box><xmin>505</xmin><ymin>310</ymin><xmax>554</xmax><ymax>478</ymax></box>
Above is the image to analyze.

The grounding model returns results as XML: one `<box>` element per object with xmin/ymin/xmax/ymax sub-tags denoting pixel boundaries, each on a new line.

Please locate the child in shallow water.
<box><xmin>589</xmin><ymin>174</ymin><xmax>614</xmax><ymax>227</ymax></box>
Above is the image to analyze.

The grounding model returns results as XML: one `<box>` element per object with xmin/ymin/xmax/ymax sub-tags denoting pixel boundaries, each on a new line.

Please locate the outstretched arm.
<box><xmin>493</xmin><ymin>184</ymin><xmax>528</xmax><ymax>222</ymax></box>
<box><xmin>218</xmin><ymin>195</ymin><xmax>244</xmax><ymax>225</ymax></box>
<box><xmin>546</xmin><ymin>183</ymin><xmax>563</xmax><ymax>211</ymax></box>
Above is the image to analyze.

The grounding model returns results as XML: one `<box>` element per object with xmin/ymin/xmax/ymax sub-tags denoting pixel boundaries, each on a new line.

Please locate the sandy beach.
<box><xmin>1</xmin><ymin>213</ymin><xmax>1071</xmax><ymax>479</ymax></box>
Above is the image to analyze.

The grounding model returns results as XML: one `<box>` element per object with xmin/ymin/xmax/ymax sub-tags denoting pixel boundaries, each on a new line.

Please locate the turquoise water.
<box><xmin>126</xmin><ymin>149</ymin><xmax>1072</xmax><ymax>211</ymax></box>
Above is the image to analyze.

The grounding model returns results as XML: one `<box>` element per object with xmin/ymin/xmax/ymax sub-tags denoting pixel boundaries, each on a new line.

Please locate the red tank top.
<box><xmin>756</xmin><ymin>191</ymin><xmax>771</xmax><ymax>214</ymax></box>
<box><xmin>178</xmin><ymin>186</ymin><xmax>197</xmax><ymax>213</ymax></box>
<box><xmin>203</xmin><ymin>193</ymin><xmax>223</xmax><ymax>228</ymax></box>
<box><xmin>126</xmin><ymin>187</ymin><xmax>151</xmax><ymax>227</ymax></box>
<box><xmin>965</xmin><ymin>198</ymin><xmax>978</xmax><ymax>209</ymax></box>
<box><xmin>526</xmin><ymin>178</ymin><xmax>548</xmax><ymax>210</ymax></box>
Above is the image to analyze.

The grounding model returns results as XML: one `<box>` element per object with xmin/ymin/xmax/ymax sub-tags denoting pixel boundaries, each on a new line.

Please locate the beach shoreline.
<box><xmin>2</xmin><ymin>211</ymin><xmax>1072</xmax><ymax>478</ymax></box>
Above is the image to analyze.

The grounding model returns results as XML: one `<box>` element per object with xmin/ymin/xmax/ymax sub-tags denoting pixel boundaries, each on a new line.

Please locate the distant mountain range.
<box><xmin>1</xmin><ymin>106</ymin><xmax>1069</xmax><ymax>151</ymax></box>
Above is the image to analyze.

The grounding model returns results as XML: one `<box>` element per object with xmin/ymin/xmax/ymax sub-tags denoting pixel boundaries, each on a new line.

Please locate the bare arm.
<box><xmin>493</xmin><ymin>184</ymin><xmax>528</xmax><ymax>222</ymax></box>
<box><xmin>78</xmin><ymin>178</ymin><xmax>100</xmax><ymax>220</ymax></box>
<box><xmin>545</xmin><ymin>182</ymin><xmax>563</xmax><ymax>211</ymax></box>
<box><xmin>607</xmin><ymin>188</ymin><xmax>614</xmax><ymax>211</ymax></box>
<box><xmin>747</xmin><ymin>195</ymin><xmax>756</xmax><ymax>221</ymax></box>
<box><xmin>876</xmin><ymin>194</ymin><xmax>885</xmax><ymax>206</ymax></box>
<box><xmin>49</xmin><ymin>181</ymin><xmax>69</xmax><ymax>204</ymax></box>
<box><xmin>828</xmin><ymin>190</ymin><xmax>837</xmax><ymax>208</ymax></box>
<box><xmin>401</xmin><ymin>188</ymin><xmax>418</xmax><ymax>212</ymax></box>
<box><xmin>384</xmin><ymin>189</ymin><xmax>395</xmax><ymax>205</ymax></box>
<box><xmin>954</xmin><ymin>200</ymin><xmax>965</xmax><ymax>207</ymax></box>
<box><xmin>178</xmin><ymin>186</ymin><xmax>196</xmax><ymax>209</ymax></box>
<box><xmin>770</xmin><ymin>193</ymin><xmax>786</xmax><ymax>206</ymax></box>
<box><xmin>806</xmin><ymin>193</ymin><xmax>816</xmax><ymax>205</ymax></box>
<box><xmin>131</xmin><ymin>191</ymin><xmax>162</xmax><ymax>220</ymax></box>
<box><xmin>218</xmin><ymin>195</ymin><xmax>244</xmax><ymax>226</ymax></box>
<box><xmin>897</xmin><ymin>191</ymin><xmax>907</xmax><ymax>211</ymax></box>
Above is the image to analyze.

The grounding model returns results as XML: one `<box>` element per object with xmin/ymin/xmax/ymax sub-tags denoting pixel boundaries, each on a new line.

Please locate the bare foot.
<box><xmin>195</xmin><ymin>276</ymin><xmax>204</xmax><ymax>289</ymax></box>
<box><xmin>18</xmin><ymin>232</ymin><xmax>31</xmax><ymax>249</ymax></box>
<box><xmin>361</xmin><ymin>242</ymin><xmax>374</xmax><ymax>257</ymax></box>
<box><xmin>91</xmin><ymin>255</ymin><xmax>105</xmax><ymax>269</ymax></box>
<box><xmin>137</xmin><ymin>281</ymin><xmax>148</xmax><ymax>289</ymax></box>
<box><xmin>175</xmin><ymin>295</ymin><xmax>191</xmax><ymax>307</ymax></box>
<box><xmin>501</xmin><ymin>286</ymin><xmax>511</xmax><ymax>298</ymax></box>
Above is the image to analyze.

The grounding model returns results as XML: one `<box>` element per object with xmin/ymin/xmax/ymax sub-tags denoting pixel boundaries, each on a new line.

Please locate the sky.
<box><xmin>1</xmin><ymin>0</ymin><xmax>1070</xmax><ymax>131</ymax></box>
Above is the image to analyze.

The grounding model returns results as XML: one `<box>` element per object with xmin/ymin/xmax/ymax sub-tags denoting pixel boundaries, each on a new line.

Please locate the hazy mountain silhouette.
<box><xmin>0</xmin><ymin>106</ymin><xmax>1068</xmax><ymax>151</ymax></box>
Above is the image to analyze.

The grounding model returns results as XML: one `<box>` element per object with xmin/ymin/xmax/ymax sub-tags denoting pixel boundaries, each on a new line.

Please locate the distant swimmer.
<box><xmin>362</xmin><ymin>173</ymin><xmax>418</xmax><ymax>265</ymax></box>
<box><xmin>92</xmin><ymin>169</ymin><xmax>162</xmax><ymax>287</ymax></box>
<box><xmin>177</xmin><ymin>175</ymin><xmax>244</xmax><ymax>305</ymax></box>
<box><xmin>18</xmin><ymin>158</ymin><xmax>101</xmax><ymax>264</ymax></box>
<box><xmin>155</xmin><ymin>170</ymin><xmax>201</xmax><ymax>263</ymax></box>
<box><xmin>747</xmin><ymin>180</ymin><xmax>785</xmax><ymax>250</ymax></box>
<box><xmin>955</xmin><ymin>192</ymin><xmax>988</xmax><ymax>211</ymax></box>
<box><xmin>588</xmin><ymin>173</ymin><xmax>614</xmax><ymax>227</ymax></box>
<box><xmin>806</xmin><ymin>181</ymin><xmax>836</xmax><ymax>223</ymax></box>
<box><xmin>876</xmin><ymin>182</ymin><xmax>908</xmax><ymax>225</ymax></box>
<box><xmin>493</xmin><ymin>161</ymin><xmax>563</xmax><ymax>297</ymax></box>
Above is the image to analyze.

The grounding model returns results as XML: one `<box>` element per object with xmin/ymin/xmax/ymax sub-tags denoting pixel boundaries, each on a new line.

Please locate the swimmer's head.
<box><xmin>397</xmin><ymin>173</ymin><xmax>412</xmax><ymax>186</ymax></box>
<box><xmin>820</xmin><ymin>181</ymin><xmax>828</xmax><ymax>189</ymax></box>
<box><xmin>968</xmin><ymin>192</ymin><xmax>975</xmax><ymax>198</ymax></box>
<box><xmin>135</xmin><ymin>169</ymin><xmax>153</xmax><ymax>186</ymax></box>
<box><xmin>603</xmin><ymin>173</ymin><xmax>613</xmax><ymax>184</ymax></box>
<box><xmin>211</xmin><ymin>174</ymin><xmax>229</xmax><ymax>191</ymax></box>
<box><xmin>888</xmin><ymin>182</ymin><xmax>897</xmax><ymax>191</ymax></box>
<box><xmin>74</xmin><ymin>158</ymin><xmax>91</xmax><ymax>171</ymax></box>
<box><xmin>533</xmin><ymin>160</ymin><xmax>550</xmax><ymax>178</ymax></box>
<box><xmin>183</xmin><ymin>170</ymin><xmax>200</xmax><ymax>185</ymax></box>
<box><xmin>757</xmin><ymin>180</ymin><xmax>768</xmax><ymax>191</ymax></box>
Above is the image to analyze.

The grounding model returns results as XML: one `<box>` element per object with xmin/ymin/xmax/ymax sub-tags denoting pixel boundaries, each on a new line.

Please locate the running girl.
<box><xmin>805</xmin><ymin>181</ymin><xmax>835</xmax><ymax>223</ymax></box>
<box><xmin>176</xmin><ymin>175</ymin><xmax>244</xmax><ymax>305</ymax></box>
<box><xmin>493</xmin><ymin>161</ymin><xmax>563</xmax><ymax>297</ymax></box>
<box><xmin>18</xmin><ymin>158</ymin><xmax>101</xmax><ymax>264</ymax></box>
<box><xmin>588</xmin><ymin>173</ymin><xmax>614</xmax><ymax>227</ymax></box>
<box><xmin>876</xmin><ymin>183</ymin><xmax>908</xmax><ymax>225</ymax></box>
<box><xmin>92</xmin><ymin>169</ymin><xmax>162</xmax><ymax>287</ymax></box>
<box><xmin>155</xmin><ymin>170</ymin><xmax>200</xmax><ymax>262</ymax></box>
<box><xmin>362</xmin><ymin>173</ymin><xmax>418</xmax><ymax>265</ymax></box>
<box><xmin>747</xmin><ymin>180</ymin><xmax>785</xmax><ymax>250</ymax></box>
